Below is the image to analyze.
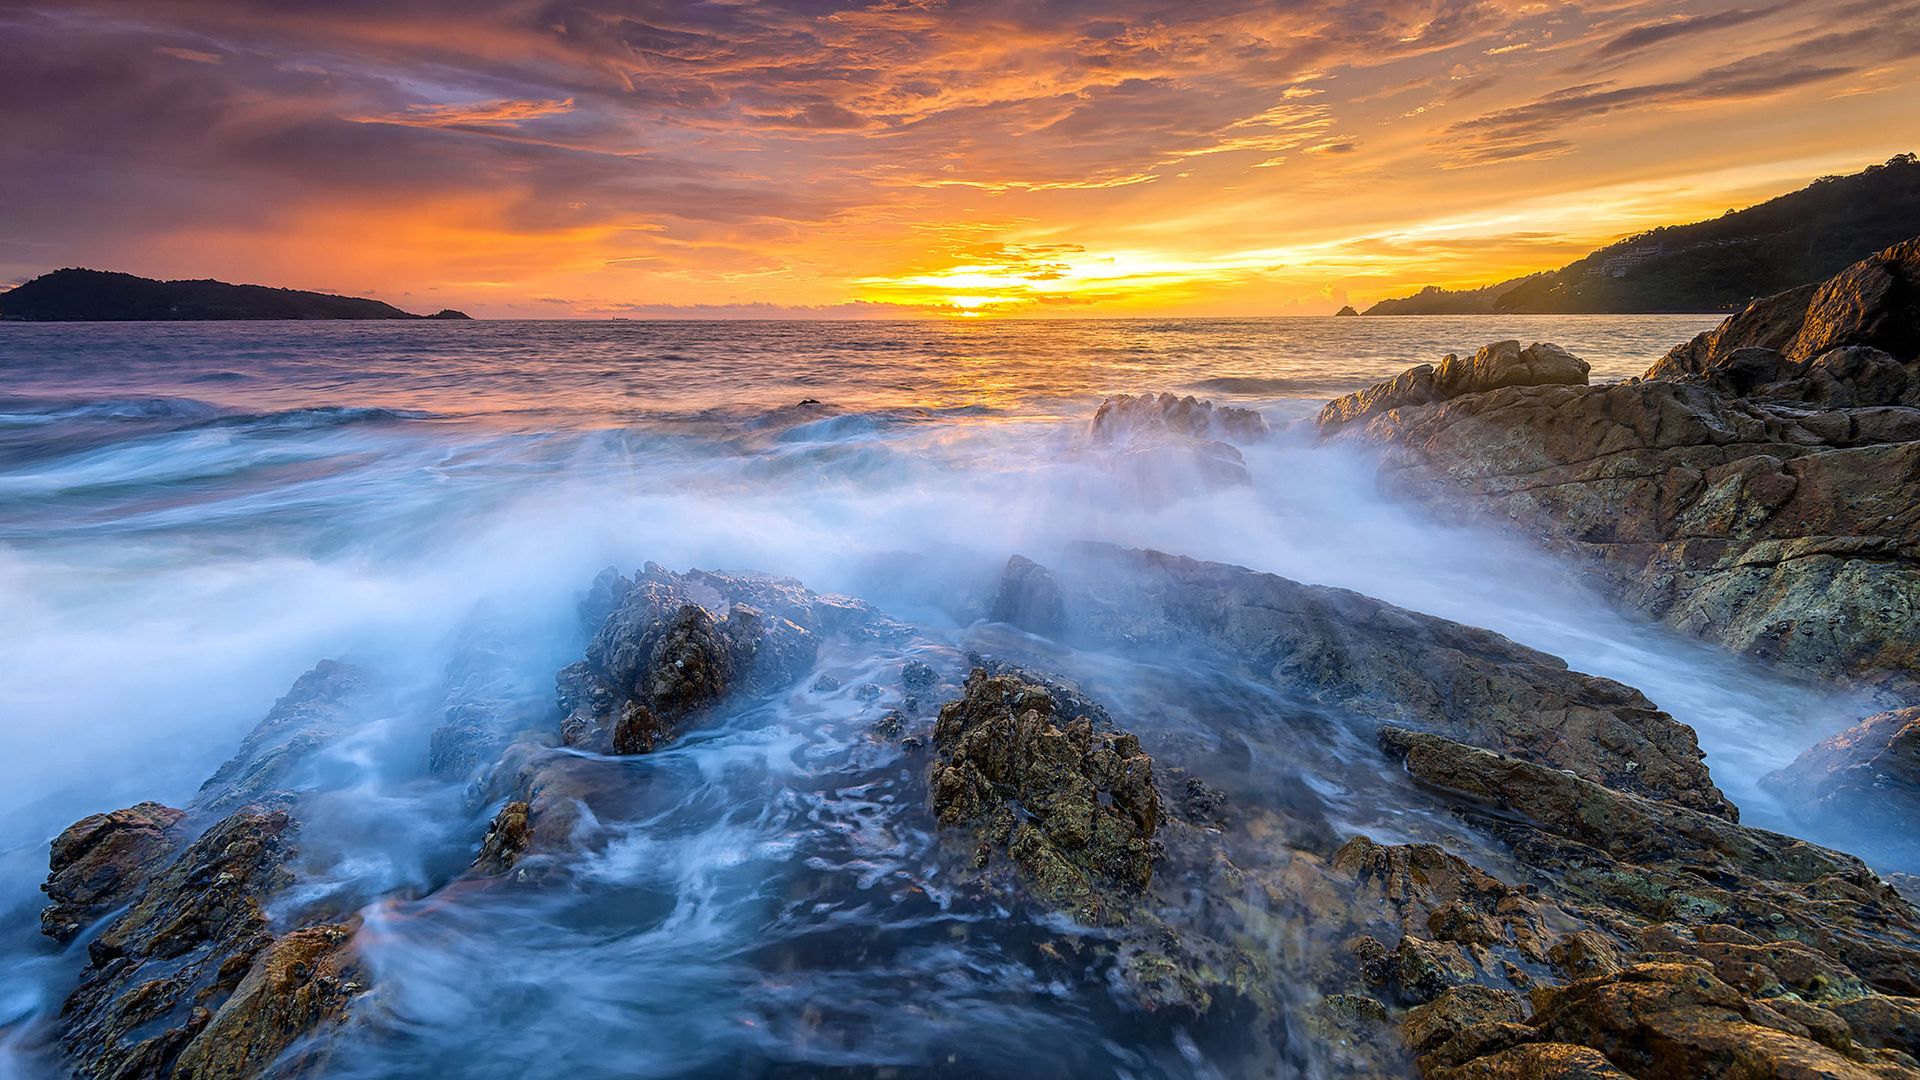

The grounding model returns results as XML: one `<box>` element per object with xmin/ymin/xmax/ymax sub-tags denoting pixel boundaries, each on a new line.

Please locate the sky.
<box><xmin>0</xmin><ymin>1</ymin><xmax>1915</xmax><ymax>318</ymax></box>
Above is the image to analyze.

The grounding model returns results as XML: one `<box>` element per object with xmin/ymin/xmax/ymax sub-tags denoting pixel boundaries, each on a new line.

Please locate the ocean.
<box><xmin>0</xmin><ymin>315</ymin><xmax>1872</xmax><ymax>1077</ymax></box>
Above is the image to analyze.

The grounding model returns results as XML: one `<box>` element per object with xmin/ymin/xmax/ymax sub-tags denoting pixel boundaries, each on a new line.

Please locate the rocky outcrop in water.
<box><xmin>41</xmin><ymin>802</ymin><xmax>185</xmax><ymax>944</ymax></box>
<box><xmin>1006</xmin><ymin>545</ymin><xmax>1734</xmax><ymax>817</ymax></box>
<box><xmin>930</xmin><ymin>669</ymin><xmax>1159</xmax><ymax>921</ymax></box>
<box><xmin>1087</xmin><ymin>392</ymin><xmax>1268</xmax><ymax>501</ymax></box>
<box><xmin>1763</xmin><ymin>707</ymin><xmax>1920</xmax><ymax>872</ymax></box>
<box><xmin>556</xmin><ymin>564</ymin><xmax>848</xmax><ymax>754</ymax></box>
<box><xmin>1317</xmin><ymin>340</ymin><xmax>1589</xmax><ymax>428</ymax></box>
<box><xmin>1091</xmin><ymin>392</ymin><xmax>1269</xmax><ymax>446</ymax></box>
<box><xmin>473</xmin><ymin>565</ymin><xmax>901</xmax><ymax>875</ymax></box>
<box><xmin>1318</xmin><ymin>243</ymin><xmax>1920</xmax><ymax>704</ymax></box>
<box><xmin>190</xmin><ymin>660</ymin><xmax>368</xmax><ymax>815</ymax></box>
<box><xmin>56</xmin><ymin>805</ymin><xmax>363</xmax><ymax>1079</ymax></box>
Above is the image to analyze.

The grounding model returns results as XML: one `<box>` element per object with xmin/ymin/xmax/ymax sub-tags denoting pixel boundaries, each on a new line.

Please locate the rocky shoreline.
<box><xmin>26</xmin><ymin>242</ymin><xmax>1920</xmax><ymax>1078</ymax></box>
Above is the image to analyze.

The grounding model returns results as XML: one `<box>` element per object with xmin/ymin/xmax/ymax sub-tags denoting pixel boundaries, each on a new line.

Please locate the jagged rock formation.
<box><xmin>1319</xmin><ymin>243</ymin><xmax>1920</xmax><ymax>702</ymax></box>
<box><xmin>1318</xmin><ymin>340</ymin><xmax>1589</xmax><ymax>428</ymax></box>
<box><xmin>473</xmin><ymin>565</ymin><xmax>901</xmax><ymax>875</ymax></box>
<box><xmin>1006</xmin><ymin>545</ymin><xmax>1733</xmax><ymax>818</ymax></box>
<box><xmin>930</xmin><ymin>669</ymin><xmax>1160</xmax><ymax>921</ymax></box>
<box><xmin>1086</xmin><ymin>392</ymin><xmax>1269</xmax><ymax>501</ymax></box>
<box><xmin>1372</xmin><ymin>726</ymin><xmax>1920</xmax><ymax>1076</ymax></box>
<box><xmin>1651</xmin><ymin>236</ymin><xmax>1920</xmax><ymax>377</ymax></box>
<box><xmin>1090</xmin><ymin>392</ymin><xmax>1269</xmax><ymax>446</ymax></box>
<box><xmin>191</xmin><ymin>661</ymin><xmax>368</xmax><ymax>815</ymax></box>
<box><xmin>55</xmin><ymin>806</ymin><xmax>362</xmax><ymax>1079</ymax></box>
<box><xmin>40</xmin><ymin>802</ymin><xmax>185</xmax><ymax>943</ymax></box>
<box><xmin>556</xmin><ymin>564</ymin><xmax>843</xmax><ymax>755</ymax></box>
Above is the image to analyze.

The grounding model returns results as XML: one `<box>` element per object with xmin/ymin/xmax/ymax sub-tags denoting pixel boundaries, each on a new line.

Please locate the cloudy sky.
<box><xmin>1</xmin><ymin>0</ymin><xmax>1915</xmax><ymax>316</ymax></box>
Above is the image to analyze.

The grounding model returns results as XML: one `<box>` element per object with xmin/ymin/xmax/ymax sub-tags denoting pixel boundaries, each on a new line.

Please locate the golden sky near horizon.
<box><xmin>1</xmin><ymin>0</ymin><xmax>1916</xmax><ymax>317</ymax></box>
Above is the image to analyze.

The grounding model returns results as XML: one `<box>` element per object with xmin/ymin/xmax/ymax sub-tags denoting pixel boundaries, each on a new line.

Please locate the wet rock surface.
<box><xmin>555</xmin><ymin>563</ymin><xmax>891</xmax><ymax>755</ymax></box>
<box><xmin>190</xmin><ymin>660</ymin><xmax>368</xmax><ymax>816</ymax></box>
<box><xmin>472</xmin><ymin>565</ymin><xmax>902</xmax><ymax>876</ymax></box>
<box><xmin>929</xmin><ymin>668</ymin><xmax>1160</xmax><ymax>920</ymax></box>
<box><xmin>57</xmin><ymin>805</ymin><xmax>362</xmax><ymax>1080</ymax></box>
<box><xmin>1024</xmin><ymin>544</ymin><xmax>1734</xmax><ymax>817</ymax></box>
<box><xmin>1371</xmin><ymin>725</ymin><xmax>1920</xmax><ymax>1076</ymax></box>
<box><xmin>1763</xmin><ymin>706</ymin><xmax>1920</xmax><ymax>872</ymax></box>
<box><xmin>41</xmin><ymin>802</ymin><xmax>185</xmax><ymax>944</ymax></box>
<box><xmin>1318</xmin><ymin>243</ymin><xmax>1920</xmax><ymax>703</ymax></box>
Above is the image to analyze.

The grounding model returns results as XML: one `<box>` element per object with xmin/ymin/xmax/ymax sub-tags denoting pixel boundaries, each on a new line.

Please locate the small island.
<box><xmin>1333</xmin><ymin>305</ymin><xmax>1359</xmax><ymax>317</ymax></box>
<box><xmin>0</xmin><ymin>269</ymin><xmax>471</xmax><ymax>322</ymax></box>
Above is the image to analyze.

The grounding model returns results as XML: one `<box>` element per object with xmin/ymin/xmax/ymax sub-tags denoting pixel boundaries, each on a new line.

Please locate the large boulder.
<box><xmin>1014</xmin><ymin>545</ymin><xmax>1735</xmax><ymax>818</ymax></box>
<box><xmin>1653</xmin><ymin>236</ymin><xmax>1920</xmax><ymax>377</ymax></box>
<box><xmin>557</xmin><ymin>564</ymin><xmax>849</xmax><ymax>755</ymax></box>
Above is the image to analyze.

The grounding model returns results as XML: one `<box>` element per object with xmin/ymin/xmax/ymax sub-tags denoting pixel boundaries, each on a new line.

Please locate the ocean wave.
<box><xmin>0</xmin><ymin>396</ymin><xmax>225</xmax><ymax>425</ymax></box>
<box><xmin>198</xmin><ymin>405</ymin><xmax>440</xmax><ymax>432</ymax></box>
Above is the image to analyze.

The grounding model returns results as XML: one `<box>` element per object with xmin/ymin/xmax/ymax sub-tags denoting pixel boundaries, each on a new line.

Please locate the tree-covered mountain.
<box><xmin>0</xmin><ymin>269</ymin><xmax>471</xmax><ymax>321</ymax></box>
<box><xmin>1363</xmin><ymin>154</ymin><xmax>1920</xmax><ymax>315</ymax></box>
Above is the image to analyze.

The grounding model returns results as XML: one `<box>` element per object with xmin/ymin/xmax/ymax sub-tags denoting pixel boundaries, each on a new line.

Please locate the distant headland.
<box><xmin>0</xmin><ymin>269</ymin><xmax>471</xmax><ymax>322</ymax></box>
<box><xmin>1363</xmin><ymin>154</ymin><xmax>1920</xmax><ymax>315</ymax></box>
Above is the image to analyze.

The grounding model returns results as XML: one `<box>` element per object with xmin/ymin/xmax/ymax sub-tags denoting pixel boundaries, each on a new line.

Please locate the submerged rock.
<box><xmin>930</xmin><ymin>668</ymin><xmax>1160</xmax><ymax>920</ymax></box>
<box><xmin>1090</xmin><ymin>391</ymin><xmax>1269</xmax><ymax>446</ymax></box>
<box><xmin>191</xmin><ymin>660</ymin><xmax>368</xmax><ymax>815</ymax></box>
<box><xmin>1026</xmin><ymin>545</ymin><xmax>1734</xmax><ymax>817</ymax></box>
<box><xmin>40</xmin><ymin>801</ymin><xmax>185</xmax><ymax>944</ymax></box>
<box><xmin>1763</xmin><ymin>707</ymin><xmax>1920</xmax><ymax>871</ymax></box>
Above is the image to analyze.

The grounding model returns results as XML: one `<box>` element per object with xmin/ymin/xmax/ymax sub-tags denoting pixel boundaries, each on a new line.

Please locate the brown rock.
<box><xmin>929</xmin><ymin>668</ymin><xmax>1159</xmax><ymax>920</ymax></box>
<box><xmin>167</xmin><ymin>921</ymin><xmax>362</xmax><ymax>1079</ymax></box>
<box><xmin>1320</xmin><ymin>341</ymin><xmax>1587</xmax><ymax>429</ymax></box>
<box><xmin>41</xmin><ymin>802</ymin><xmax>184</xmax><ymax>943</ymax></box>
<box><xmin>1655</xmin><ymin>237</ymin><xmax>1920</xmax><ymax>375</ymax></box>
<box><xmin>60</xmin><ymin>807</ymin><xmax>297</xmax><ymax>1077</ymax></box>
<box><xmin>1321</xmin><ymin>371</ymin><xmax>1920</xmax><ymax>701</ymax></box>
<box><xmin>1379</xmin><ymin>727</ymin><xmax>1920</xmax><ymax>998</ymax></box>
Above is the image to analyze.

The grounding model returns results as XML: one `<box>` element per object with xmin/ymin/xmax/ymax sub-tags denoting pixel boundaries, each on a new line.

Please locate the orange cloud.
<box><xmin>0</xmin><ymin>0</ymin><xmax>1915</xmax><ymax>317</ymax></box>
